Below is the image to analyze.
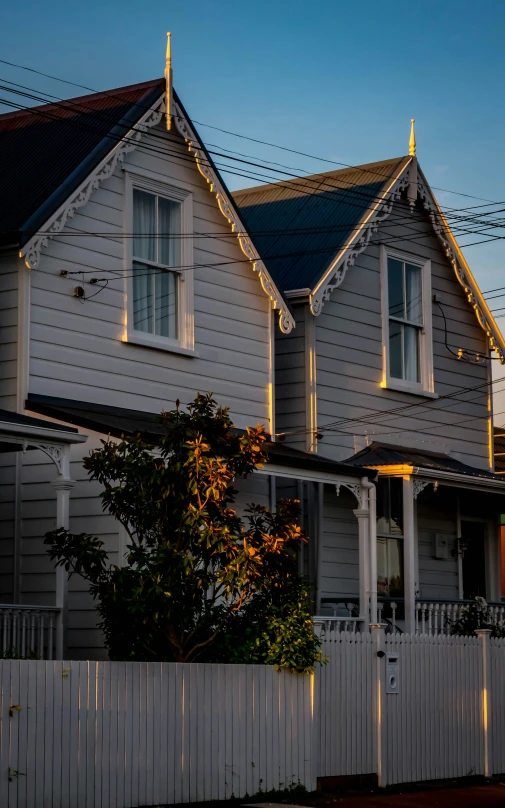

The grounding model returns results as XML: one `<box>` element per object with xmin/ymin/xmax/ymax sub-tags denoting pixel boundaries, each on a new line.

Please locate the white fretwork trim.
<box><xmin>308</xmin><ymin>157</ymin><xmax>505</xmax><ymax>362</ymax></box>
<box><xmin>310</xmin><ymin>164</ymin><xmax>411</xmax><ymax>316</ymax></box>
<box><xmin>172</xmin><ymin>103</ymin><xmax>294</xmax><ymax>334</ymax></box>
<box><xmin>416</xmin><ymin>173</ymin><xmax>505</xmax><ymax>364</ymax></box>
<box><xmin>32</xmin><ymin>444</ymin><xmax>66</xmax><ymax>475</ymax></box>
<box><xmin>413</xmin><ymin>479</ymin><xmax>430</xmax><ymax>499</ymax></box>
<box><xmin>20</xmin><ymin>98</ymin><xmax>165</xmax><ymax>270</ymax></box>
<box><xmin>336</xmin><ymin>482</ymin><xmax>362</xmax><ymax>504</ymax></box>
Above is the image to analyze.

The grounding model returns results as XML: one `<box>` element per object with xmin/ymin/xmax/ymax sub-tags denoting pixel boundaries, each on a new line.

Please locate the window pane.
<box><xmin>377</xmin><ymin>538</ymin><xmax>404</xmax><ymax>598</ymax></box>
<box><xmin>155</xmin><ymin>270</ymin><xmax>178</xmax><ymax>339</ymax></box>
<box><xmin>387</xmin><ymin>539</ymin><xmax>404</xmax><ymax>598</ymax></box>
<box><xmin>133</xmin><ymin>190</ymin><xmax>156</xmax><ymax>262</ymax></box>
<box><xmin>133</xmin><ymin>261</ymin><xmax>153</xmax><ymax>333</ymax></box>
<box><xmin>404</xmin><ymin>325</ymin><xmax>419</xmax><ymax>383</ymax></box>
<box><xmin>389</xmin><ymin>478</ymin><xmax>403</xmax><ymax>536</ymax></box>
<box><xmin>406</xmin><ymin>264</ymin><xmax>422</xmax><ymax>324</ymax></box>
<box><xmin>389</xmin><ymin>321</ymin><xmax>403</xmax><ymax>379</ymax></box>
<box><xmin>387</xmin><ymin>258</ymin><xmax>404</xmax><ymax>318</ymax></box>
<box><xmin>158</xmin><ymin>198</ymin><xmax>182</xmax><ymax>268</ymax></box>
<box><xmin>377</xmin><ymin>537</ymin><xmax>389</xmax><ymax>596</ymax></box>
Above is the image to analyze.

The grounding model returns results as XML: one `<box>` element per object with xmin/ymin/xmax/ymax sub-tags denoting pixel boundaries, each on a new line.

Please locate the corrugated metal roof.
<box><xmin>232</xmin><ymin>157</ymin><xmax>409</xmax><ymax>293</ymax></box>
<box><xmin>0</xmin><ymin>79</ymin><xmax>165</xmax><ymax>247</ymax></box>
<box><xmin>26</xmin><ymin>394</ymin><xmax>373</xmax><ymax>478</ymax></box>
<box><xmin>344</xmin><ymin>442</ymin><xmax>504</xmax><ymax>481</ymax></box>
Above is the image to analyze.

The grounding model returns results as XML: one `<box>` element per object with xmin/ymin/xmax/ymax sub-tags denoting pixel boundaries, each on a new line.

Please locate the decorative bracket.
<box><xmin>32</xmin><ymin>444</ymin><xmax>66</xmax><ymax>475</ymax></box>
<box><xmin>336</xmin><ymin>482</ymin><xmax>362</xmax><ymax>505</ymax></box>
<box><xmin>413</xmin><ymin>479</ymin><xmax>430</xmax><ymax>499</ymax></box>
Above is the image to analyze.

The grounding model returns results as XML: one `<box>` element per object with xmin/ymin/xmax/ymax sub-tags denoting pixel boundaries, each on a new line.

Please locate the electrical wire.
<box><xmin>0</xmin><ymin>56</ymin><xmax>501</xmax><ymax>205</ymax></box>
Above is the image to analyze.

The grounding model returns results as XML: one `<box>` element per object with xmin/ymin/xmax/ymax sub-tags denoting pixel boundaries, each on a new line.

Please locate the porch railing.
<box><xmin>0</xmin><ymin>604</ymin><xmax>61</xmax><ymax>660</ymax></box>
<box><xmin>415</xmin><ymin>599</ymin><xmax>505</xmax><ymax>636</ymax></box>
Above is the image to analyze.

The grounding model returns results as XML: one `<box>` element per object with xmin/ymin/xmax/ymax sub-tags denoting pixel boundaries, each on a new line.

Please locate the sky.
<box><xmin>2</xmin><ymin>0</ymin><xmax>505</xmax><ymax>416</ymax></box>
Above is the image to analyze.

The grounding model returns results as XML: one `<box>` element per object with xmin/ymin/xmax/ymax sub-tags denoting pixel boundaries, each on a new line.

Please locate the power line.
<box><xmin>0</xmin><ymin>57</ymin><xmax>503</xmax><ymax>207</ymax></box>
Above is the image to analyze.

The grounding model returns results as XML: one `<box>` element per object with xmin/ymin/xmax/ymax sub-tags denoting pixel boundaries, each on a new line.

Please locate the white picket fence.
<box><xmin>1</xmin><ymin>631</ymin><xmax>505</xmax><ymax>807</ymax></box>
<box><xmin>0</xmin><ymin>661</ymin><xmax>314</xmax><ymax>808</ymax></box>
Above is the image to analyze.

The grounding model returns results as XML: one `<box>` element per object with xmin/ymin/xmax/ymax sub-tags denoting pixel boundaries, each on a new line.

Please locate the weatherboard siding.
<box><xmin>0</xmin><ymin>253</ymin><xmax>20</xmax><ymax>411</ymax></box>
<box><xmin>320</xmin><ymin>485</ymin><xmax>359</xmax><ymax>601</ymax></box>
<box><xmin>28</xmin><ymin>123</ymin><xmax>272</xmax><ymax>431</ymax></box>
<box><xmin>314</xmin><ymin>199</ymin><xmax>490</xmax><ymax>468</ymax></box>
<box><xmin>275</xmin><ymin>304</ymin><xmax>307</xmax><ymax>450</ymax></box>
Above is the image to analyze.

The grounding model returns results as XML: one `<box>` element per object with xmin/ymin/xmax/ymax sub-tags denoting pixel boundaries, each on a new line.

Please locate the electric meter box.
<box><xmin>386</xmin><ymin>652</ymin><xmax>399</xmax><ymax>694</ymax></box>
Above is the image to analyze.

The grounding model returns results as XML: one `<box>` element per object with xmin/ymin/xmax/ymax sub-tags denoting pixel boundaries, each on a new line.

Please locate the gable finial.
<box><xmin>409</xmin><ymin>118</ymin><xmax>416</xmax><ymax>156</ymax></box>
<box><xmin>165</xmin><ymin>32</ymin><xmax>172</xmax><ymax>130</ymax></box>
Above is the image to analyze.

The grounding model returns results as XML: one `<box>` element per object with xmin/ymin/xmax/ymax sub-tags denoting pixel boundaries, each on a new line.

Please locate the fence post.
<box><xmin>476</xmin><ymin>629</ymin><xmax>492</xmax><ymax>776</ymax></box>
<box><xmin>371</xmin><ymin>623</ymin><xmax>386</xmax><ymax>787</ymax></box>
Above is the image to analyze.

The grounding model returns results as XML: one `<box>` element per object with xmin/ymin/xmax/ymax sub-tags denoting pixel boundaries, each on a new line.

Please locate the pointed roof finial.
<box><xmin>409</xmin><ymin>118</ymin><xmax>416</xmax><ymax>157</ymax></box>
<box><xmin>165</xmin><ymin>32</ymin><xmax>172</xmax><ymax>131</ymax></box>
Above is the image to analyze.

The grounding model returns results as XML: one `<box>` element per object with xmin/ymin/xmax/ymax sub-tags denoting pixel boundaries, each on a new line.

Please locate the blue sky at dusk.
<box><xmin>3</xmin><ymin>0</ymin><xmax>505</xmax><ymax>411</ymax></box>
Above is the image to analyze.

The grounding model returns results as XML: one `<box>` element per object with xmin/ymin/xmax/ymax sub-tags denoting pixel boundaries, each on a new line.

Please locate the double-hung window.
<box><xmin>376</xmin><ymin>477</ymin><xmax>404</xmax><ymax>599</ymax></box>
<box><xmin>125</xmin><ymin>174</ymin><xmax>194</xmax><ymax>354</ymax></box>
<box><xmin>381</xmin><ymin>247</ymin><xmax>434</xmax><ymax>395</ymax></box>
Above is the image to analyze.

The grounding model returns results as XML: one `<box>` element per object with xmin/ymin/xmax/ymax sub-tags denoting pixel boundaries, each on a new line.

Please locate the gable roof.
<box><xmin>233</xmin><ymin>156</ymin><xmax>409</xmax><ymax>293</ymax></box>
<box><xmin>0</xmin><ymin>79</ymin><xmax>165</xmax><ymax>249</ymax></box>
<box><xmin>233</xmin><ymin>156</ymin><xmax>505</xmax><ymax>362</ymax></box>
<box><xmin>0</xmin><ymin>79</ymin><xmax>294</xmax><ymax>332</ymax></box>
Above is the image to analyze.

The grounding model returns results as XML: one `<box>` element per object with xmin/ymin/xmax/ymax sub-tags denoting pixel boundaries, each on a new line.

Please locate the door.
<box><xmin>461</xmin><ymin>521</ymin><xmax>486</xmax><ymax>599</ymax></box>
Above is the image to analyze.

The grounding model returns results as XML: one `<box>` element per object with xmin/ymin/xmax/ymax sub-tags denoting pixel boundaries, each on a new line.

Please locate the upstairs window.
<box><xmin>381</xmin><ymin>247</ymin><xmax>434</xmax><ymax>395</ymax></box>
<box><xmin>124</xmin><ymin>172</ymin><xmax>194</xmax><ymax>354</ymax></box>
<box><xmin>133</xmin><ymin>189</ymin><xmax>180</xmax><ymax>340</ymax></box>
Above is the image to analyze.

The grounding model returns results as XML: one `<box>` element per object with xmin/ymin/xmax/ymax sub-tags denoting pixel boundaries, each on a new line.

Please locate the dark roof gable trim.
<box><xmin>172</xmin><ymin>100</ymin><xmax>294</xmax><ymax>334</ymax></box>
<box><xmin>18</xmin><ymin>89</ymin><xmax>294</xmax><ymax>334</ymax></box>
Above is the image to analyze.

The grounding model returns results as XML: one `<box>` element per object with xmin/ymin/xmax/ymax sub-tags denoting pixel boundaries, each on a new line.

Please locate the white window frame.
<box><xmin>123</xmin><ymin>170</ymin><xmax>195</xmax><ymax>355</ymax></box>
<box><xmin>380</xmin><ymin>245</ymin><xmax>435</xmax><ymax>397</ymax></box>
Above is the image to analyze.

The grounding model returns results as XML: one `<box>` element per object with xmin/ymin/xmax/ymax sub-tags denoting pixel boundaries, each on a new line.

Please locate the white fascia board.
<box><xmin>0</xmin><ymin>421</ymin><xmax>88</xmax><ymax>445</ymax></box>
<box><xmin>255</xmin><ymin>462</ymin><xmax>368</xmax><ymax>486</ymax></box>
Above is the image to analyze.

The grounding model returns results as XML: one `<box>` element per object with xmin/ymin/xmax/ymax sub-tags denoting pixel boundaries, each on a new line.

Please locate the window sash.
<box><xmin>132</xmin><ymin>188</ymin><xmax>181</xmax><ymax>340</ymax></box>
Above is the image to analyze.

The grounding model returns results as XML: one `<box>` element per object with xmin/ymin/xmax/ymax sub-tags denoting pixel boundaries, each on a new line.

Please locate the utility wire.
<box><xmin>0</xmin><ymin>56</ymin><xmax>501</xmax><ymax>205</ymax></box>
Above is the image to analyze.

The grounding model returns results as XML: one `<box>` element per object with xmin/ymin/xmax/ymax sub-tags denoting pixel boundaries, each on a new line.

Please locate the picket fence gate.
<box><xmin>1</xmin><ymin>629</ymin><xmax>505</xmax><ymax>807</ymax></box>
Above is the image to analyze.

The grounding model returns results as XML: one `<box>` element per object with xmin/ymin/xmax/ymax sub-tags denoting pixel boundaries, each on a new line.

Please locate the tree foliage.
<box><xmin>44</xmin><ymin>394</ymin><xmax>322</xmax><ymax>671</ymax></box>
<box><xmin>451</xmin><ymin>596</ymin><xmax>505</xmax><ymax>638</ymax></box>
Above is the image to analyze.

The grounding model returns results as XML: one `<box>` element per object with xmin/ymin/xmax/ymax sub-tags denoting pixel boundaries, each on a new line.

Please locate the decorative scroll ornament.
<box><xmin>413</xmin><ymin>479</ymin><xmax>430</xmax><ymax>499</ymax></box>
<box><xmin>172</xmin><ymin>103</ymin><xmax>294</xmax><ymax>334</ymax></box>
<box><xmin>32</xmin><ymin>444</ymin><xmax>65</xmax><ymax>475</ymax></box>
<box><xmin>20</xmin><ymin>98</ymin><xmax>165</xmax><ymax>270</ymax></box>
<box><xmin>336</xmin><ymin>482</ymin><xmax>362</xmax><ymax>504</ymax></box>
<box><xmin>310</xmin><ymin>169</ymin><xmax>411</xmax><ymax>316</ymax></box>
<box><xmin>416</xmin><ymin>176</ymin><xmax>505</xmax><ymax>364</ymax></box>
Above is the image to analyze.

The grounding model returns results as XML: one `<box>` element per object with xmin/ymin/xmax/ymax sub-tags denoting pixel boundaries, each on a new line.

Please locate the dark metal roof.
<box><xmin>232</xmin><ymin>157</ymin><xmax>409</xmax><ymax>293</ymax></box>
<box><xmin>0</xmin><ymin>408</ymin><xmax>77</xmax><ymax>433</ymax></box>
<box><xmin>0</xmin><ymin>79</ymin><xmax>165</xmax><ymax>248</ymax></box>
<box><xmin>344</xmin><ymin>442</ymin><xmax>504</xmax><ymax>482</ymax></box>
<box><xmin>26</xmin><ymin>394</ymin><xmax>373</xmax><ymax>479</ymax></box>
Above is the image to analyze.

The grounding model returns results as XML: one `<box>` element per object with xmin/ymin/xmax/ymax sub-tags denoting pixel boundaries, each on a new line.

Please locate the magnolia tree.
<box><xmin>45</xmin><ymin>394</ymin><xmax>322</xmax><ymax>672</ymax></box>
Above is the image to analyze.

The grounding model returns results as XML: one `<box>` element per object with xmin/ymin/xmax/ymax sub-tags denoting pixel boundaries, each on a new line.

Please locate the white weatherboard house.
<box><xmin>0</xmin><ymin>55</ymin><xmax>504</xmax><ymax>659</ymax></box>
<box><xmin>0</xmin><ymin>56</ymin><xmax>371</xmax><ymax>659</ymax></box>
<box><xmin>234</xmin><ymin>122</ymin><xmax>505</xmax><ymax>632</ymax></box>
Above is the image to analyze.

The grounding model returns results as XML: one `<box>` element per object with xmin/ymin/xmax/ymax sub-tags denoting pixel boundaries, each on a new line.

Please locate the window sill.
<box><xmin>124</xmin><ymin>332</ymin><xmax>199</xmax><ymax>358</ymax></box>
<box><xmin>381</xmin><ymin>379</ymin><xmax>438</xmax><ymax>399</ymax></box>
